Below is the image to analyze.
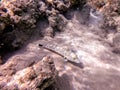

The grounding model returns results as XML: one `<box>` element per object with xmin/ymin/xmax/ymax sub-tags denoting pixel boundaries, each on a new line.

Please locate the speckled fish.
<box><xmin>39</xmin><ymin>42</ymin><xmax>81</xmax><ymax>63</ymax></box>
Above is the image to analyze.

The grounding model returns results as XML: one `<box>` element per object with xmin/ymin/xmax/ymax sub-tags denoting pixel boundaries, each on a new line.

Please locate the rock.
<box><xmin>0</xmin><ymin>56</ymin><xmax>57</xmax><ymax>90</ymax></box>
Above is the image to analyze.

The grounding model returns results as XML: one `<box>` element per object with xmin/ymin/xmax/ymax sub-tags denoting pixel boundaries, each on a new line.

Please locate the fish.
<box><xmin>39</xmin><ymin>43</ymin><xmax>81</xmax><ymax>64</ymax></box>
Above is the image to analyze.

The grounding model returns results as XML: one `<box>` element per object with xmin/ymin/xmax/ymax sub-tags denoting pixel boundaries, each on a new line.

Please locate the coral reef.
<box><xmin>0</xmin><ymin>56</ymin><xmax>57</xmax><ymax>90</ymax></box>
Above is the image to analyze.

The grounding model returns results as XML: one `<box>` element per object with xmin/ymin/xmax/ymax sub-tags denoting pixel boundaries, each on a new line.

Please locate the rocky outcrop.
<box><xmin>0</xmin><ymin>56</ymin><xmax>57</xmax><ymax>90</ymax></box>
